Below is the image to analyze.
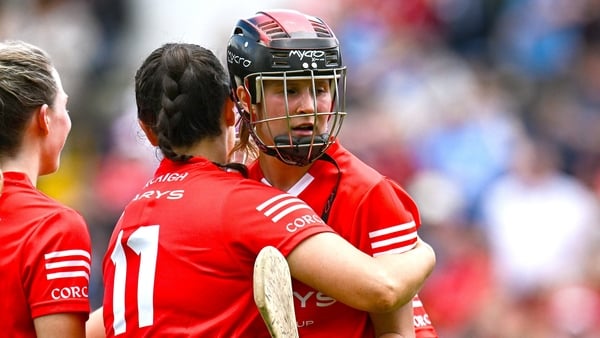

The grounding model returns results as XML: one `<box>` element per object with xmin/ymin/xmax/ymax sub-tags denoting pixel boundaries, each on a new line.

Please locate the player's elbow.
<box><xmin>364</xmin><ymin>274</ymin><xmax>414</xmax><ymax>313</ymax></box>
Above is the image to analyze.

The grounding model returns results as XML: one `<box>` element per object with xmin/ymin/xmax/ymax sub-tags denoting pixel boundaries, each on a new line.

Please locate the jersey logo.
<box><xmin>44</xmin><ymin>249</ymin><xmax>91</xmax><ymax>280</ymax></box>
<box><xmin>256</xmin><ymin>194</ymin><xmax>314</xmax><ymax>222</ymax></box>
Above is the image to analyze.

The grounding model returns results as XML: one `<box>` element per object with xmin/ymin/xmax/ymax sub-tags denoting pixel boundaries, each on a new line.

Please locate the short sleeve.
<box><xmin>224</xmin><ymin>181</ymin><xmax>334</xmax><ymax>263</ymax></box>
<box><xmin>22</xmin><ymin>208</ymin><xmax>92</xmax><ymax>319</ymax></box>
<box><xmin>356</xmin><ymin>179</ymin><xmax>420</xmax><ymax>256</ymax></box>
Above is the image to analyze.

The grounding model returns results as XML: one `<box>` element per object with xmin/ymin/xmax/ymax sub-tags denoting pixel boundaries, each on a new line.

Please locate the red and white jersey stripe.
<box><xmin>44</xmin><ymin>249</ymin><xmax>91</xmax><ymax>280</ymax></box>
<box><xmin>256</xmin><ymin>194</ymin><xmax>314</xmax><ymax>222</ymax></box>
<box><xmin>369</xmin><ymin>221</ymin><xmax>418</xmax><ymax>256</ymax></box>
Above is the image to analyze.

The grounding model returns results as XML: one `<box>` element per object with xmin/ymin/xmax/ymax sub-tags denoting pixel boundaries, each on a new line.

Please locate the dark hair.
<box><xmin>0</xmin><ymin>40</ymin><xmax>57</xmax><ymax>159</ymax></box>
<box><xmin>135</xmin><ymin>43</ymin><xmax>230</xmax><ymax>162</ymax></box>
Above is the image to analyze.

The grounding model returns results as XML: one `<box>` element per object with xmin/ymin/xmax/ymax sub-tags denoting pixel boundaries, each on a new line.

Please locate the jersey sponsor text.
<box><xmin>145</xmin><ymin>172</ymin><xmax>188</xmax><ymax>187</ymax></box>
<box><xmin>133</xmin><ymin>190</ymin><xmax>184</xmax><ymax>201</ymax></box>
<box><xmin>294</xmin><ymin>290</ymin><xmax>336</xmax><ymax>308</ymax></box>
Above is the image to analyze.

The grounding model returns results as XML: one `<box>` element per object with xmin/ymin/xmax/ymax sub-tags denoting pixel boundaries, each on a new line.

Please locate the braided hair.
<box><xmin>135</xmin><ymin>43</ymin><xmax>229</xmax><ymax>162</ymax></box>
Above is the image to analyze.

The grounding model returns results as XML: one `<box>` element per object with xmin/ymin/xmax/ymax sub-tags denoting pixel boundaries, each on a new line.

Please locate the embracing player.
<box><xmin>86</xmin><ymin>42</ymin><xmax>435</xmax><ymax>337</ymax></box>
<box><xmin>228</xmin><ymin>9</ymin><xmax>439</xmax><ymax>337</ymax></box>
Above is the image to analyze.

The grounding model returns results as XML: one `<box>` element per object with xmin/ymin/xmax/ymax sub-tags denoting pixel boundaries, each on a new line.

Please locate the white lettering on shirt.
<box><xmin>145</xmin><ymin>172</ymin><xmax>189</xmax><ymax>187</ymax></box>
<box><xmin>133</xmin><ymin>190</ymin><xmax>184</xmax><ymax>201</ymax></box>
<box><xmin>51</xmin><ymin>286</ymin><xmax>88</xmax><ymax>300</ymax></box>
<box><xmin>293</xmin><ymin>291</ymin><xmax>337</xmax><ymax>308</ymax></box>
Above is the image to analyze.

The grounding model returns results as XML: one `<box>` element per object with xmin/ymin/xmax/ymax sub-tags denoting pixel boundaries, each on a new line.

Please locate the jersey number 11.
<box><xmin>109</xmin><ymin>225</ymin><xmax>160</xmax><ymax>335</ymax></box>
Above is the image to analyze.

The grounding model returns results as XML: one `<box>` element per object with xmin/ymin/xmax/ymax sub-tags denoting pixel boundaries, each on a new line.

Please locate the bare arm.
<box><xmin>368</xmin><ymin>239</ymin><xmax>434</xmax><ymax>336</ymax></box>
<box><xmin>287</xmin><ymin>233</ymin><xmax>435</xmax><ymax>313</ymax></box>
<box><xmin>86</xmin><ymin>237</ymin><xmax>433</xmax><ymax>336</ymax></box>
<box><xmin>86</xmin><ymin>308</ymin><xmax>105</xmax><ymax>338</ymax></box>
<box><xmin>368</xmin><ymin>239</ymin><xmax>435</xmax><ymax>338</ymax></box>
<box><xmin>370</xmin><ymin>302</ymin><xmax>415</xmax><ymax>338</ymax></box>
<box><xmin>34</xmin><ymin>313</ymin><xmax>87</xmax><ymax>338</ymax></box>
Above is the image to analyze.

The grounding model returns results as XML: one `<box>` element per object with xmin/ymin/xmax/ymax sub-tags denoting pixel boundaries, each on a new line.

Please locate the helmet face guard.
<box><xmin>227</xmin><ymin>9</ymin><xmax>347</xmax><ymax>166</ymax></box>
<box><xmin>245</xmin><ymin>68</ymin><xmax>346</xmax><ymax>166</ymax></box>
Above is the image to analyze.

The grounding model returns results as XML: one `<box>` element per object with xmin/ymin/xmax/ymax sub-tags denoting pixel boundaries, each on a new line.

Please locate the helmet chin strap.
<box><xmin>267</xmin><ymin>134</ymin><xmax>330</xmax><ymax>166</ymax></box>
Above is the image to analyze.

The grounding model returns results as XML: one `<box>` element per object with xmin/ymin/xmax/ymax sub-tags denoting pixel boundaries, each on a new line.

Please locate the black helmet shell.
<box><xmin>227</xmin><ymin>9</ymin><xmax>343</xmax><ymax>103</ymax></box>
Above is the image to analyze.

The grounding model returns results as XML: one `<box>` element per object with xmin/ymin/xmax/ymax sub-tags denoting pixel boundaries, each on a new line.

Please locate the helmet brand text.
<box><xmin>289</xmin><ymin>50</ymin><xmax>326</xmax><ymax>61</ymax></box>
<box><xmin>227</xmin><ymin>51</ymin><xmax>252</xmax><ymax>68</ymax></box>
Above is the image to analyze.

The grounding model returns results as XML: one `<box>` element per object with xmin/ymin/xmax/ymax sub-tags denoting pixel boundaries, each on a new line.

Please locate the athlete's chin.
<box><xmin>290</xmin><ymin>131</ymin><xmax>315</xmax><ymax>138</ymax></box>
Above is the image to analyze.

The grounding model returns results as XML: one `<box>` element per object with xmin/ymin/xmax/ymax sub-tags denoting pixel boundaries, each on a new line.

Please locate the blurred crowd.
<box><xmin>2</xmin><ymin>0</ymin><xmax>600</xmax><ymax>337</ymax></box>
<box><xmin>305</xmin><ymin>0</ymin><xmax>600</xmax><ymax>336</ymax></box>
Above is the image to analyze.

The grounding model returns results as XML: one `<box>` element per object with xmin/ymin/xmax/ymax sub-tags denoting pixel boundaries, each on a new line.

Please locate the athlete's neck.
<box><xmin>2</xmin><ymin>145</ymin><xmax>42</xmax><ymax>187</ymax></box>
<box><xmin>258</xmin><ymin>154</ymin><xmax>311</xmax><ymax>192</ymax></box>
<box><xmin>173</xmin><ymin>134</ymin><xmax>229</xmax><ymax>164</ymax></box>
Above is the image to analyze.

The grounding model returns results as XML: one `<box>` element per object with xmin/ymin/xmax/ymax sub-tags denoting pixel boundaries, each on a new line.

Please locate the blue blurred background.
<box><xmin>3</xmin><ymin>0</ymin><xmax>600</xmax><ymax>336</ymax></box>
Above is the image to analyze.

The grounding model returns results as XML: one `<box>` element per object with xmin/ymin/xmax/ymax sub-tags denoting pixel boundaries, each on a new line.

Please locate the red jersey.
<box><xmin>102</xmin><ymin>157</ymin><xmax>333</xmax><ymax>337</ymax></box>
<box><xmin>0</xmin><ymin>171</ymin><xmax>92</xmax><ymax>337</ymax></box>
<box><xmin>248</xmin><ymin>142</ymin><xmax>438</xmax><ymax>338</ymax></box>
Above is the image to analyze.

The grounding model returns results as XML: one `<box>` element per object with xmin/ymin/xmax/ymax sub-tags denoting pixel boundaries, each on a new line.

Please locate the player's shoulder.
<box><xmin>39</xmin><ymin>190</ymin><xmax>85</xmax><ymax>218</ymax></box>
<box><xmin>332</xmin><ymin>144</ymin><xmax>414</xmax><ymax>200</ymax></box>
<box><xmin>330</xmin><ymin>142</ymin><xmax>383</xmax><ymax>182</ymax></box>
<box><xmin>18</xmin><ymin>204</ymin><xmax>91</xmax><ymax>256</ymax></box>
<box><xmin>16</xmin><ymin>185</ymin><xmax>84</xmax><ymax>220</ymax></box>
<box><xmin>332</xmin><ymin>148</ymin><xmax>387</xmax><ymax>191</ymax></box>
<box><xmin>229</xmin><ymin>176</ymin><xmax>307</xmax><ymax>207</ymax></box>
<box><xmin>28</xmin><ymin>193</ymin><xmax>89</xmax><ymax>238</ymax></box>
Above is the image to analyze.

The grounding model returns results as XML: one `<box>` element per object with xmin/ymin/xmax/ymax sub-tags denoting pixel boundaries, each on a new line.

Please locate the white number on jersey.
<box><xmin>110</xmin><ymin>225</ymin><xmax>160</xmax><ymax>335</ymax></box>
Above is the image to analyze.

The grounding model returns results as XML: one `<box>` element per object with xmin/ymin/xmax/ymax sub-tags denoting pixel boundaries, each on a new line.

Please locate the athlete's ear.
<box><xmin>37</xmin><ymin>104</ymin><xmax>51</xmax><ymax>134</ymax></box>
<box><xmin>223</xmin><ymin>98</ymin><xmax>236</xmax><ymax>128</ymax></box>
<box><xmin>236</xmin><ymin>86</ymin><xmax>251</xmax><ymax>113</ymax></box>
<box><xmin>138</xmin><ymin>119</ymin><xmax>158</xmax><ymax>146</ymax></box>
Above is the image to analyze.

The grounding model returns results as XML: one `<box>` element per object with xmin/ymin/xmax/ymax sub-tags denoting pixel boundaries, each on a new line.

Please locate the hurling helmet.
<box><xmin>227</xmin><ymin>9</ymin><xmax>347</xmax><ymax>166</ymax></box>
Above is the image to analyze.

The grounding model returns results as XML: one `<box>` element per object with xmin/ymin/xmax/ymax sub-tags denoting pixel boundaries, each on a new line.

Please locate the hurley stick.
<box><xmin>253</xmin><ymin>246</ymin><xmax>299</xmax><ymax>338</ymax></box>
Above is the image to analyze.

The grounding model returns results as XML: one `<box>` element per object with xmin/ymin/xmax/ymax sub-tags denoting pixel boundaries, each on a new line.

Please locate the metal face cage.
<box><xmin>245</xmin><ymin>68</ymin><xmax>347</xmax><ymax>166</ymax></box>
